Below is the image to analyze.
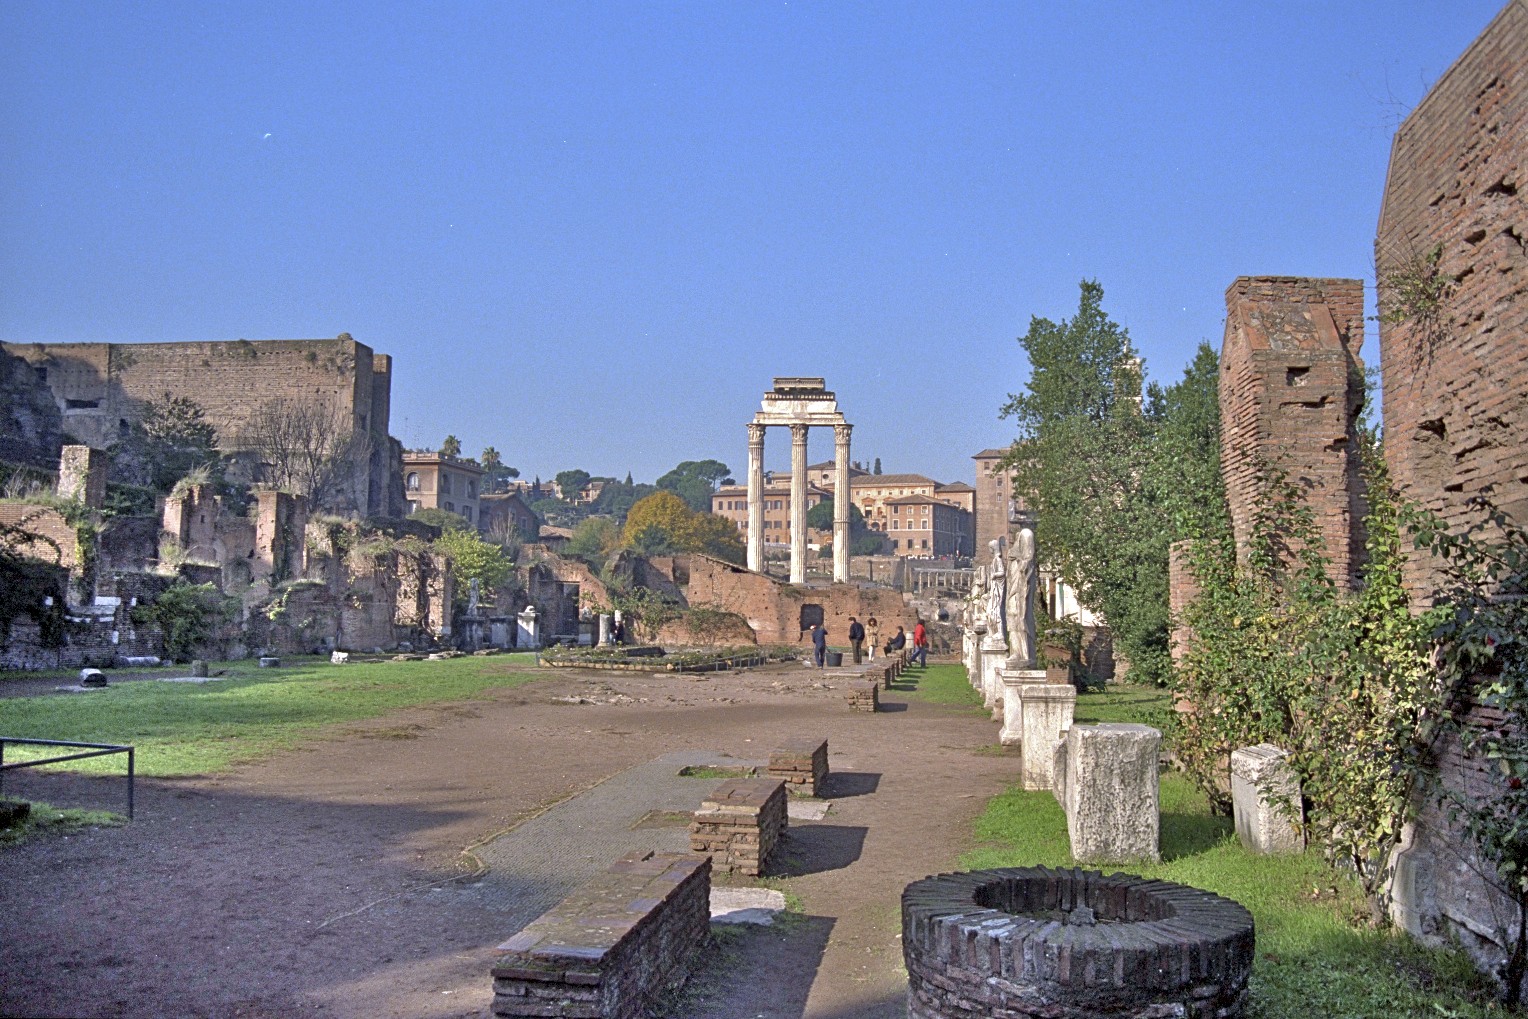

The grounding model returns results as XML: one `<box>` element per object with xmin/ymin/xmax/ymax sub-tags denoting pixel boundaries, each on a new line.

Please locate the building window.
<box><xmin>469</xmin><ymin>480</ymin><xmax>477</xmax><ymax>498</ymax></box>
<box><xmin>440</xmin><ymin>474</ymin><xmax>452</xmax><ymax>495</ymax></box>
<box><xmin>406</xmin><ymin>472</ymin><xmax>420</xmax><ymax>491</ymax></box>
<box><xmin>922</xmin><ymin>539</ymin><xmax>929</xmax><ymax>549</ymax></box>
<box><xmin>463</xmin><ymin>506</ymin><xmax>473</xmax><ymax>522</ymax></box>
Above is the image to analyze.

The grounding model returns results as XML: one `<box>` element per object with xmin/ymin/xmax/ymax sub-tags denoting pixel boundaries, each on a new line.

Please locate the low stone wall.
<box><xmin>902</xmin><ymin>867</ymin><xmax>1254</xmax><ymax>1019</ymax></box>
<box><xmin>845</xmin><ymin>680</ymin><xmax>879</xmax><ymax>712</ymax></box>
<box><xmin>690</xmin><ymin>778</ymin><xmax>788</xmax><ymax>876</ymax></box>
<box><xmin>768</xmin><ymin>738</ymin><xmax>828</xmax><ymax>796</ymax></box>
<box><xmin>491</xmin><ymin>851</ymin><xmax>711</xmax><ymax>1019</ymax></box>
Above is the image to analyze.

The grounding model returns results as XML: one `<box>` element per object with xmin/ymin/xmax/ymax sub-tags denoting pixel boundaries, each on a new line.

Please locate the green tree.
<box><xmin>434</xmin><ymin>527</ymin><xmax>512</xmax><ymax>599</ymax></box>
<box><xmin>479</xmin><ymin>447</ymin><xmax>519</xmax><ymax>493</ymax></box>
<box><xmin>565</xmin><ymin>516</ymin><xmax>621</xmax><ymax>567</ymax></box>
<box><xmin>131</xmin><ymin>581</ymin><xmax>236</xmax><ymax>663</ymax></box>
<box><xmin>135</xmin><ymin>394</ymin><xmax>222</xmax><ymax>493</ymax></box>
<box><xmin>555</xmin><ymin>469</ymin><xmax>592</xmax><ymax>502</ymax></box>
<box><xmin>873</xmin><ymin>458</ymin><xmax>882</xmax><ymax>475</ymax></box>
<box><xmin>999</xmin><ymin>279</ymin><xmax>1172</xmax><ymax>683</ymax></box>
<box><xmin>410</xmin><ymin>507</ymin><xmax>470</xmax><ymax>532</ymax></box>
<box><xmin>656</xmin><ymin>459</ymin><xmax>733</xmax><ymax>512</ymax></box>
<box><xmin>440</xmin><ymin>435</ymin><xmax>462</xmax><ymax>458</ymax></box>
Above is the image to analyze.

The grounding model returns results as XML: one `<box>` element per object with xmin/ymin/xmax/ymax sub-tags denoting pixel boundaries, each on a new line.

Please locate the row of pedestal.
<box><xmin>960</xmin><ymin>625</ymin><xmax>1303</xmax><ymax>861</ymax></box>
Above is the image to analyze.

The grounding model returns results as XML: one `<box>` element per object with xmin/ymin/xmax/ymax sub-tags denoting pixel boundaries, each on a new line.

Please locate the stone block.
<box><xmin>1061</xmin><ymin>723</ymin><xmax>1161</xmax><ymax>863</ymax></box>
<box><xmin>1231</xmin><ymin>744</ymin><xmax>1303</xmax><ymax>854</ymax></box>
<box><xmin>767</xmin><ymin>738</ymin><xmax>828</xmax><ymax>797</ymax></box>
<box><xmin>258</xmin><ymin>657</ymin><xmax>281</xmax><ymax>668</ymax></box>
<box><xmin>998</xmin><ymin>668</ymin><xmax>1046</xmax><ymax>746</ymax></box>
<box><xmin>689</xmin><ymin>778</ymin><xmax>787</xmax><ymax>876</ymax></box>
<box><xmin>190</xmin><ymin>659</ymin><xmax>208</xmax><ymax>678</ymax></box>
<box><xmin>79</xmin><ymin>668</ymin><xmax>107</xmax><ymax>688</ymax></box>
<box><xmin>844</xmin><ymin>680</ymin><xmax>878</xmax><ymax>712</ymax></box>
<box><xmin>1018</xmin><ymin>681</ymin><xmax>1074</xmax><ymax>791</ymax></box>
<box><xmin>979</xmin><ymin>634</ymin><xmax>1006</xmax><ymax>715</ymax></box>
<box><xmin>491</xmin><ymin>850</ymin><xmax>711</xmax><ymax>1018</ymax></box>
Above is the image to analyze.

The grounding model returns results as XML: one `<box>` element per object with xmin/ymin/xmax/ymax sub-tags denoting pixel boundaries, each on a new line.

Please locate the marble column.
<box><xmin>746</xmin><ymin>422</ymin><xmax>765</xmax><ymax>572</ymax></box>
<box><xmin>789</xmin><ymin>423</ymin><xmax>809</xmax><ymax>584</ymax></box>
<box><xmin>832</xmin><ymin>423</ymin><xmax>852</xmax><ymax>583</ymax></box>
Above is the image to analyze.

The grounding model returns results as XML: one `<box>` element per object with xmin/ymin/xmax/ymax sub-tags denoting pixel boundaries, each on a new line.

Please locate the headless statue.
<box><xmin>1005</xmin><ymin>525</ymin><xmax>1038</xmax><ymax>667</ymax></box>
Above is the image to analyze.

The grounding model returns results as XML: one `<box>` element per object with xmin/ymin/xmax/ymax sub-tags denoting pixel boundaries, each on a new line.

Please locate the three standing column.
<box><xmin>789</xmin><ymin>423</ymin><xmax>809</xmax><ymax>584</ymax></box>
<box><xmin>832</xmin><ymin>423</ymin><xmax>852</xmax><ymax>583</ymax></box>
<box><xmin>746</xmin><ymin>423</ymin><xmax>765</xmax><ymax>572</ymax></box>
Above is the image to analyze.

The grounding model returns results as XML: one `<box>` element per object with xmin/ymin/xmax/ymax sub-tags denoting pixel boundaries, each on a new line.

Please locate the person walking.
<box><xmin>910</xmin><ymin>618</ymin><xmax>929</xmax><ymax>667</ymax></box>
<box><xmin>865</xmin><ymin>616</ymin><xmax>879</xmax><ymax>661</ymax></box>
<box><xmin>847</xmin><ymin>616</ymin><xmax>866</xmax><ymax>663</ymax></box>
<box><xmin>811</xmin><ymin>621</ymin><xmax>828</xmax><ymax>667</ymax></box>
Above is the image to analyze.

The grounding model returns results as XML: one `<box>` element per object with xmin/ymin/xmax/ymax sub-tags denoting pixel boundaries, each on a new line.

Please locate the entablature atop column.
<box><xmin>752</xmin><ymin>378</ymin><xmax>846</xmax><ymax>428</ymax></box>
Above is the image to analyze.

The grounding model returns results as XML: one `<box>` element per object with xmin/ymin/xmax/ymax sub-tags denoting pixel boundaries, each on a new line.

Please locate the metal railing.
<box><xmin>0</xmin><ymin>737</ymin><xmax>135</xmax><ymax>819</ymax></box>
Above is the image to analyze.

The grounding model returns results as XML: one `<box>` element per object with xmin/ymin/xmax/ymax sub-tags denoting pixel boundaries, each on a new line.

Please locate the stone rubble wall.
<box><xmin>768</xmin><ymin>738</ymin><xmax>828</xmax><ymax>796</ymax></box>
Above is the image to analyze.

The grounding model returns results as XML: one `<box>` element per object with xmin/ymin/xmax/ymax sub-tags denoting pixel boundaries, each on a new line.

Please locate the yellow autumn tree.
<box><xmin>622</xmin><ymin>491</ymin><xmax>745</xmax><ymax>565</ymax></box>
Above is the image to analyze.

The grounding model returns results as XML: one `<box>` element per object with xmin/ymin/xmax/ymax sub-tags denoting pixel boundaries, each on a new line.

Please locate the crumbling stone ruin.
<box><xmin>1</xmin><ymin>336</ymin><xmax>402</xmax><ymax>517</ymax></box>
<box><xmin>1218</xmin><ymin>276</ymin><xmax>1366</xmax><ymax>587</ymax></box>
<box><xmin>1374</xmin><ymin>2</ymin><xmax>1528</xmax><ymax>988</ymax></box>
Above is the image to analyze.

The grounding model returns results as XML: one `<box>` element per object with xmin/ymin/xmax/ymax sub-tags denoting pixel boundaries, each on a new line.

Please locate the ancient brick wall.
<box><xmin>0</xmin><ymin>338</ymin><xmax>397</xmax><ymax>515</ymax></box>
<box><xmin>0</xmin><ymin>346</ymin><xmax>64</xmax><ymax>470</ymax></box>
<box><xmin>0</xmin><ymin>505</ymin><xmax>80</xmax><ymax>568</ymax></box>
<box><xmin>1376</xmin><ymin>4</ymin><xmax>1527</xmax><ymax>997</ymax></box>
<box><xmin>1219</xmin><ymin>276</ymin><xmax>1365</xmax><ymax>587</ymax></box>
<box><xmin>680</xmin><ymin>554</ymin><xmax>912</xmax><ymax>646</ymax></box>
<box><xmin>1167</xmin><ymin>540</ymin><xmax>1198</xmax><ymax>665</ymax></box>
<box><xmin>972</xmin><ymin>448</ymin><xmax>1014</xmax><ymax>558</ymax></box>
<box><xmin>57</xmin><ymin>446</ymin><xmax>106</xmax><ymax>508</ymax></box>
<box><xmin>1377</xmin><ymin>2</ymin><xmax>1528</xmax><ymax>590</ymax></box>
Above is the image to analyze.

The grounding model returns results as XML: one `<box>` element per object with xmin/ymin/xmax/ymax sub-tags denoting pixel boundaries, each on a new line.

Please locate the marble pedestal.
<box><xmin>1018</xmin><ymin>682</ymin><xmax>1075</xmax><ymax>790</ymax></box>
<box><xmin>979</xmin><ymin>634</ymin><xmax>1007</xmax><ymax>715</ymax></box>
<box><xmin>999</xmin><ymin>668</ymin><xmax>1046</xmax><ymax>745</ymax></box>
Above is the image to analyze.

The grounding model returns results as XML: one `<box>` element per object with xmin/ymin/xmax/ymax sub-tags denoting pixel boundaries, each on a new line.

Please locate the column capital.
<box><xmin>834</xmin><ymin>422</ymin><xmax>853</xmax><ymax>444</ymax></box>
<box><xmin>790</xmin><ymin>422</ymin><xmax>810</xmax><ymax>443</ymax></box>
<box><xmin>747</xmin><ymin>422</ymin><xmax>766</xmax><ymax>445</ymax></box>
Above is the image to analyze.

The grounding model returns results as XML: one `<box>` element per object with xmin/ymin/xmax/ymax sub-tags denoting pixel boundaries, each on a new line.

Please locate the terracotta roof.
<box><xmin>973</xmin><ymin>447</ymin><xmax>1011</xmax><ymax>459</ymax></box>
<box><xmin>849</xmin><ymin>473</ymin><xmax>938</xmax><ymax>487</ymax></box>
<box><xmin>935</xmin><ymin>482</ymin><xmax>975</xmax><ymax>492</ymax></box>
<box><xmin>886</xmin><ymin>494</ymin><xmax>946</xmax><ymax>506</ymax></box>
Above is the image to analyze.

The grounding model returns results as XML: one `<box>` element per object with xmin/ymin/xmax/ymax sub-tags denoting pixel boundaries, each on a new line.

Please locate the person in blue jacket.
<box><xmin>811</xmin><ymin>621</ymin><xmax>828</xmax><ymax>667</ymax></box>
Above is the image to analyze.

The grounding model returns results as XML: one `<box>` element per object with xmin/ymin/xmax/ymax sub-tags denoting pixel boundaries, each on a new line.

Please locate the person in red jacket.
<box><xmin>910</xmin><ymin>619</ymin><xmax>928</xmax><ymax>667</ymax></box>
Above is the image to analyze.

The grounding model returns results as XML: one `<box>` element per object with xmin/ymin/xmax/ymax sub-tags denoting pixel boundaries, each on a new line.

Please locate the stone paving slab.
<box><xmin>464</xmin><ymin>751</ymin><xmax>763</xmax><ymax>935</ymax></box>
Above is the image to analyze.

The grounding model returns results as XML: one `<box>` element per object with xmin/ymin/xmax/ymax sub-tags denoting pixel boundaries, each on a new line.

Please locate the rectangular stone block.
<box><xmin>1018</xmin><ymin>682</ymin><xmax>1075</xmax><ymax>791</ymax></box>
<box><xmin>1061</xmin><ymin>724</ymin><xmax>1161</xmax><ymax>863</ymax></box>
<box><xmin>768</xmin><ymin>738</ymin><xmax>828</xmax><ymax>796</ymax></box>
<box><xmin>689</xmin><ymin>778</ymin><xmax>787</xmax><ymax>876</ymax></box>
<box><xmin>1231</xmin><ymin>743</ymin><xmax>1303</xmax><ymax>854</ymax></box>
<box><xmin>492</xmin><ymin>851</ymin><xmax>710</xmax><ymax>1018</ymax></box>
<box><xmin>845</xmin><ymin>680</ymin><xmax>878</xmax><ymax>712</ymax></box>
<box><xmin>998</xmin><ymin>668</ymin><xmax>1046</xmax><ymax>746</ymax></box>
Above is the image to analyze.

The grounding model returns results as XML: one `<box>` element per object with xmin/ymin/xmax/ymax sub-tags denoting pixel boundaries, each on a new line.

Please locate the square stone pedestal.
<box><xmin>1018</xmin><ymin>682</ymin><xmax>1075</xmax><ymax>790</ymax></box>
<box><xmin>979</xmin><ymin>635</ymin><xmax>1007</xmax><ymax>718</ymax></box>
<box><xmin>998</xmin><ymin>668</ymin><xmax>1047</xmax><ymax>746</ymax></box>
<box><xmin>1060</xmin><ymin>723</ymin><xmax>1161</xmax><ymax>863</ymax></box>
<box><xmin>1231</xmin><ymin>743</ymin><xmax>1304</xmax><ymax>854</ymax></box>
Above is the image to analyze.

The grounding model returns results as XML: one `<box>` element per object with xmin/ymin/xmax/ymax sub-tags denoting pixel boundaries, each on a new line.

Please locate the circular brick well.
<box><xmin>902</xmin><ymin>867</ymin><xmax>1254</xmax><ymax>1019</ymax></box>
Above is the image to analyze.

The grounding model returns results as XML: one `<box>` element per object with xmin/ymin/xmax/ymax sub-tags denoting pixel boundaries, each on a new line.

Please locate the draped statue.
<box><xmin>984</xmin><ymin>538</ymin><xmax>1007</xmax><ymax>642</ymax></box>
<box><xmin>1005</xmin><ymin>525</ymin><xmax>1038</xmax><ymax>667</ymax></box>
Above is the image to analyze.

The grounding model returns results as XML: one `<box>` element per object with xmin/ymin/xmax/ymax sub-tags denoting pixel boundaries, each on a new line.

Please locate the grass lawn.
<box><xmin>916</xmin><ymin>664</ymin><xmax>1506</xmax><ymax>1017</ymax></box>
<box><xmin>0</xmin><ymin>653</ymin><xmax>546</xmax><ymax>777</ymax></box>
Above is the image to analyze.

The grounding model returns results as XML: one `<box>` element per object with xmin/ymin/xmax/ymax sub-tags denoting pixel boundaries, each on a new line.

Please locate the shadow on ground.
<box><xmin>667</xmin><ymin>914</ymin><xmax>836</xmax><ymax>1018</ymax></box>
<box><xmin>822</xmin><ymin>771</ymin><xmax>880</xmax><ymax>798</ymax></box>
<box><xmin>771</xmin><ymin>825</ymin><xmax>868</xmax><ymax>876</ymax></box>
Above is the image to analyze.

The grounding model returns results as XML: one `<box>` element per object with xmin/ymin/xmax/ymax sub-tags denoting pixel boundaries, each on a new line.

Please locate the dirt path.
<box><xmin>0</xmin><ymin>660</ymin><xmax>1016</xmax><ymax>1018</ymax></box>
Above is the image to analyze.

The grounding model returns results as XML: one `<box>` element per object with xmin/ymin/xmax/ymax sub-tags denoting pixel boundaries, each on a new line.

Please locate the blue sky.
<box><xmin>0</xmin><ymin>2</ymin><xmax>1506</xmax><ymax>487</ymax></box>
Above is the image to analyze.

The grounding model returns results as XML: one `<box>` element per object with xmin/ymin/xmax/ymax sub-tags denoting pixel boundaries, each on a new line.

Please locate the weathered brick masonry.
<box><xmin>1219</xmin><ymin>276</ymin><xmax>1365</xmax><ymax>588</ymax></box>
<box><xmin>491</xmin><ymin>851</ymin><xmax>711</xmax><ymax>1019</ymax></box>
<box><xmin>1375</xmin><ymin>3</ymin><xmax>1528</xmax><ymax>996</ymax></box>
<box><xmin>1</xmin><ymin>337</ymin><xmax>401</xmax><ymax>515</ymax></box>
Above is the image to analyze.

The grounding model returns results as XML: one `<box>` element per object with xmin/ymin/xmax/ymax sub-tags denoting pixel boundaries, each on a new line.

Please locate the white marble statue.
<box><xmin>1005</xmin><ymin>525</ymin><xmax>1038</xmax><ymax>667</ymax></box>
<box><xmin>985</xmin><ymin>538</ymin><xmax>1007</xmax><ymax>641</ymax></box>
